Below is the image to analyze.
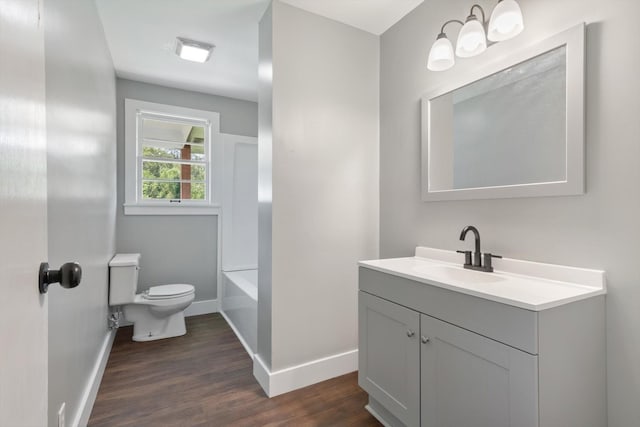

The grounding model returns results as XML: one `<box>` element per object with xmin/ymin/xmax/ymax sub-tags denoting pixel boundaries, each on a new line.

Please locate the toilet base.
<box><xmin>124</xmin><ymin>305</ymin><xmax>188</xmax><ymax>342</ymax></box>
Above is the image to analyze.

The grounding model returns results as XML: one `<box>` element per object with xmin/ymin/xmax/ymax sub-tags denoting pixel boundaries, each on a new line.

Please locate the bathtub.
<box><xmin>221</xmin><ymin>269</ymin><xmax>257</xmax><ymax>356</ymax></box>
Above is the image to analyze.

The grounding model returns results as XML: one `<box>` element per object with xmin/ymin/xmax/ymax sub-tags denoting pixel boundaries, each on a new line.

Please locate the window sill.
<box><xmin>123</xmin><ymin>204</ymin><xmax>221</xmax><ymax>216</ymax></box>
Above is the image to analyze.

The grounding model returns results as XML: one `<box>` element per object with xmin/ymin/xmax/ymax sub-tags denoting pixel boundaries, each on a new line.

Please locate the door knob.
<box><xmin>421</xmin><ymin>336</ymin><xmax>430</xmax><ymax>344</ymax></box>
<box><xmin>39</xmin><ymin>262</ymin><xmax>82</xmax><ymax>294</ymax></box>
<box><xmin>407</xmin><ymin>330</ymin><xmax>415</xmax><ymax>338</ymax></box>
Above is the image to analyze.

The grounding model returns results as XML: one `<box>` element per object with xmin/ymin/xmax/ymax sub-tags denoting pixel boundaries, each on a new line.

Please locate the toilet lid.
<box><xmin>143</xmin><ymin>284</ymin><xmax>194</xmax><ymax>300</ymax></box>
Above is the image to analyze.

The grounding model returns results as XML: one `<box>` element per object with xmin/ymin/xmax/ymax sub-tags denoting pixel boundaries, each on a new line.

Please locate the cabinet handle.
<box><xmin>406</xmin><ymin>330</ymin><xmax>415</xmax><ymax>338</ymax></box>
<box><xmin>421</xmin><ymin>336</ymin><xmax>430</xmax><ymax>344</ymax></box>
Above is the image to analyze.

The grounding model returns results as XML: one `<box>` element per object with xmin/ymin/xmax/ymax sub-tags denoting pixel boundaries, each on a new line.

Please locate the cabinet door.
<box><xmin>359</xmin><ymin>292</ymin><xmax>420</xmax><ymax>427</ymax></box>
<box><xmin>421</xmin><ymin>315</ymin><xmax>538</xmax><ymax>427</ymax></box>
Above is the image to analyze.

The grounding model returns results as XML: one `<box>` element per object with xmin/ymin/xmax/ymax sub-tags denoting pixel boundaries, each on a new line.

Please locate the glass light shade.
<box><xmin>427</xmin><ymin>36</ymin><xmax>455</xmax><ymax>71</ymax></box>
<box><xmin>488</xmin><ymin>0</ymin><xmax>524</xmax><ymax>42</ymax></box>
<box><xmin>456</xmin><ymin>19</ymin><xmax>487</xmax><ymax>58</ymax></box>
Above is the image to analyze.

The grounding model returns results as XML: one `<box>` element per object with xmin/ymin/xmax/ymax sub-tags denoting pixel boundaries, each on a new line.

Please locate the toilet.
<box><xmin>109</xmin><ymin>253</ymin><xmax>195</xmax><ymax>342</ymax></box>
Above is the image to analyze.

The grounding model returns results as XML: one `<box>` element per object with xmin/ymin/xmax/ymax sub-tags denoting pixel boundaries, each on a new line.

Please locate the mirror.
<box><xmin>422</xmin><ymin>23</ymin><xmax>585</xmax><ymax>201</ymax></box>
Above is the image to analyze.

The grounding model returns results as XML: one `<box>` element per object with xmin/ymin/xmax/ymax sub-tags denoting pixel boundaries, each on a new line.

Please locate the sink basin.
<box><xmin>413</xmin><ymin>264</ymin><xmax>505</xmax><ymax>284</ymax></box>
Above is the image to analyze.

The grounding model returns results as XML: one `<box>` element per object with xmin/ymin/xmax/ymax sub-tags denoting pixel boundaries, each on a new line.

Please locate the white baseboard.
<box><xmin>253</xmin><ymin>349</ymin><xmax>358</xmax><ymax>397</ymax></box>
<box><xmin>253</xmin><ymin>354</ymin><xmax>272</xmax><ymax>395</ymax></box>
<box><xmin>72</xmin><ymin>329</ymin><xmax>116</xmax><ymax>427</ymax></box>
<box><xmin>220</xmin><ymin>310</ymin><xmax>255</xmax><ymax>360</ymax></box>
<box><xmin>185</xmin><ymin>299</ymin><xmax>219</xmax><ymax>317</ymax></box>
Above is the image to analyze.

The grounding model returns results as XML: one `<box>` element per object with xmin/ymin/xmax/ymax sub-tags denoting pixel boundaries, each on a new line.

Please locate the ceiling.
<box><xmin>95</xmin><ymin>0</ymin><xmax>424</xmax><ymax>102</ymax></box>
<box><xmin>280</xmin><ymin>0</ymin><xmax>424</xmax><ymax>35</ymax></box>
<box><xmin>95</xmin><ymin>0</ymin><xmax>270</xmax><ymax>102</ymax></box>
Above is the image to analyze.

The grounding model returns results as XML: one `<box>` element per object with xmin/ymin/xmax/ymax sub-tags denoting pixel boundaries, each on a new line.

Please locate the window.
<box><xmin>124</xmin><ymin>99</ymin><xmax>221</xmax><ymax>215</ymax></box>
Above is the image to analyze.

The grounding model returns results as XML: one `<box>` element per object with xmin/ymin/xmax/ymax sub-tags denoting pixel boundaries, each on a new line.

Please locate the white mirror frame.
<box><xmin>421</xmin><ymin>23</ymin><xmax>585</xmax><ymax>201</ymax></box>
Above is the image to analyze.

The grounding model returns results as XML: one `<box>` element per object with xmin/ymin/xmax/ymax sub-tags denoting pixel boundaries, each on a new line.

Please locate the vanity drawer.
<box><xmin>359</xmin><ymin>267</ymin><xmax>538</xmax><ymax>354</ymax></box>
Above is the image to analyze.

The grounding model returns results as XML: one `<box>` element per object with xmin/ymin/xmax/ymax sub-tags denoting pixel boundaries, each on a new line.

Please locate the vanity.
<box><xmin>358</xmin><ymin>247</ymin><xmax>606</xmax><ymax>427</ymax></box>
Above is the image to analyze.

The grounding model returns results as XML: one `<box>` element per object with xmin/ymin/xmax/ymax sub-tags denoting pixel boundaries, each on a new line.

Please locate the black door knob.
<box><xmin>39</xmin><ymin>262</ymin><xmax>82</xmax><ymax>294</ymax></box>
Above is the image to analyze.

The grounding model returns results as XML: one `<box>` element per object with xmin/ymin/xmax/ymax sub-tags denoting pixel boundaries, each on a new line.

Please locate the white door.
<box><xmin>0</xmin><ymin>1</ymin><xmax>49</xmax><ymax>425</ymax></box>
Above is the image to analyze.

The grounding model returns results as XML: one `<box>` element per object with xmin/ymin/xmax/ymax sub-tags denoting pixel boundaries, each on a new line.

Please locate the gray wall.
<box><xmin>258</xmin><ymin>1</ymin><xmax>379</xmax><ymax>372</ymax></box>
<box><xmin>380</xmin><ymin>1</ymin><xmax>640</xmax><ymax>426</ymax></box>
<box><xmin>116</xmin><ymin>79</ymin><xmax>258</xmax><ymax>301</ymax></box>
<box><xmin>45</xmin><ymin>0</ymin><xmax>117</xmax><ymax>425</ymax></box>
<box><xmin>257</xmin><ymin>4</ymin><xmax>273</xmax><ymax>367</ymax></box>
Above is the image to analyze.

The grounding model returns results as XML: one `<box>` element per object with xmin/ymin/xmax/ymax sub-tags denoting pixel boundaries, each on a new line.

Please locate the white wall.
<box><xmin>115</xmin><ymin>79</ymin><xmax>258</xmax><ymax>301</ymax></box>
<box><xmin>258</xmin><ymin>0</ymin><xmax>379</xmax><ymax>381</ymax></box>
<box><xmin>44</xmin><ymin>0</ymin><xmax>117</xmax><ymax>425</ymax></box>
<box><xmin>222</xmin><ymin>136</ymin><xmax>259</xmax><ymax>271</ymax></box>
<box><xmin>380</xmin><ymin>1</ymin><xmax>640</xmax><ymax>426</ymax></box>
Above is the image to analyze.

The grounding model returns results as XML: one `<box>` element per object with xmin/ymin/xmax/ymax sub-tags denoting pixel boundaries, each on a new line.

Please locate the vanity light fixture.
<box><xmin>488</xmin><ymin>0</ymin><xmax>525</xmax><ymax>41</ymax></box>
<box><xmin>175</xmin><ymin>37</ymin><xmax>215</xmax><ymax>63</ymax></box>
<box><xmin>427</xmin><ymin>20</ymin><xmax>463</xmax><ymax>71</ymax></box>
<box><xmin>456</xmin><ymin>5</ymin><xmax>487</xmax><ymax>58</ymax></box>
<box><xmin>427</xmin><ymin>0</ymin><xmax>524</xmax><ymax>72</ymax></box>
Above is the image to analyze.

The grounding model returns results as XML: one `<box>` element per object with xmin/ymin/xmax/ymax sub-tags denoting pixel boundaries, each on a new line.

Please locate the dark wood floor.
<box><xmin>89</xmin><ymin>314</ymin><xmax>380</xmax><ymax>426</ymax></box>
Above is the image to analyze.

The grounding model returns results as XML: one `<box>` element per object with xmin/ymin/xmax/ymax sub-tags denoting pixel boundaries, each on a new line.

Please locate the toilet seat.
<box><xmin>143</xmin><ymin>284</ymin><xmax>195</xmax><ymax>300</ymax></box>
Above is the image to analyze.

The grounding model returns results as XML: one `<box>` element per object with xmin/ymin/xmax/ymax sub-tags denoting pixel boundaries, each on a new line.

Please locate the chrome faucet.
<box><xmin>457</xmin><ymin>225</ymin><xmax>501</xmax><ymax>272</ymax></box>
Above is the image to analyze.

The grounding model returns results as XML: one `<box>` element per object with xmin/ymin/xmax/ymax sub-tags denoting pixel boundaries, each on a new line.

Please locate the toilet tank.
<box><xmin>109</xmin><ymin>253</ymin><xmax>141</xmax><ymax>305</ymax></box>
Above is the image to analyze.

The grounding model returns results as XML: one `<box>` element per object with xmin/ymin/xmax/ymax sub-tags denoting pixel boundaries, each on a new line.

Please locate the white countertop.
<box><xmin>359</xmin><ymin>247</ymin><xmax>606</xmax><ymax>311</ymax></box>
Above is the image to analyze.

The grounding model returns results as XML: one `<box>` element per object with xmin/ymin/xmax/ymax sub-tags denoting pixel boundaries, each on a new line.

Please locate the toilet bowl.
<box><xmin>109</xmin><ymin>254</ymin><xmax>195</xmax><ymax>342</ymax></box>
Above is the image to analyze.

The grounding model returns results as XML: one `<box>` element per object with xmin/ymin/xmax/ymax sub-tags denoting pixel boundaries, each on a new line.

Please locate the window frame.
<box><xmin>124</xmin><ymin>99</ymin><xmax>222</xmax><ymax>215</ymax></box>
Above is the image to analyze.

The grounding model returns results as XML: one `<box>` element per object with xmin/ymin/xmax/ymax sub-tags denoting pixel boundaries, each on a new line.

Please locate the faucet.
<box><xmin>457</xmin><ymin>225</ymin><xmax>501</xmax><ymax>272</ymax></box>
<box><xmin>459</xmin><ymin>225</ymin><xmax>482</xmax><ymax>266</ymax></box>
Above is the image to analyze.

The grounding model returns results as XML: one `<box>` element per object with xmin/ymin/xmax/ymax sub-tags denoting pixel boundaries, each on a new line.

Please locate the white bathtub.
<box><xmin>221</xmin><ymin>269</ymin><xmax>257</xmax><ymax>356</ymax></box>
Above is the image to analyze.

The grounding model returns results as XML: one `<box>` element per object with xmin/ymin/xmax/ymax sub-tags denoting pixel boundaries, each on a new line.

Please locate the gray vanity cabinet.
<box><xmin>420</xmin><ymin>315</ymin><xmax>538</xmax><ymax>427</ymax></box>
<box><xmin>359</xmin><ymin>291</ymin><xmax>537</xmax><ymax>427</ymax></box>
<box><xmin>358</xmin><ymin>266</ymin><xmax>606</xmax><ymax>427</ymax></box>
<box><xmin>358</xmin><ymin>292</ymin><xmax>420</xmax><ymax>427</ymax></box>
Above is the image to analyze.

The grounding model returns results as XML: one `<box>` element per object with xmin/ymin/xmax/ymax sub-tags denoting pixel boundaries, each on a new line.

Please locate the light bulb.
<box><xmin>456</xmin><ymin>18</ymin><xmax>487</xmax><ymax>58</ymax></box>
<box><xmin>488</xmin><ymin>0</ymin><xmax>524</xmax><ymax>42</ymax></box>
<box><xmin>427</xmin><ymin>35</ymin><xmax>455</xmax><ymax>71</ymax></box>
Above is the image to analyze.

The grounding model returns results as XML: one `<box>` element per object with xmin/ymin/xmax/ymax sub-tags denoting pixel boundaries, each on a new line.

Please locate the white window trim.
<box><xmin>124</xmin><ymin>99</ymin><xmax>222</xmax><ymax>215</ymax></box>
